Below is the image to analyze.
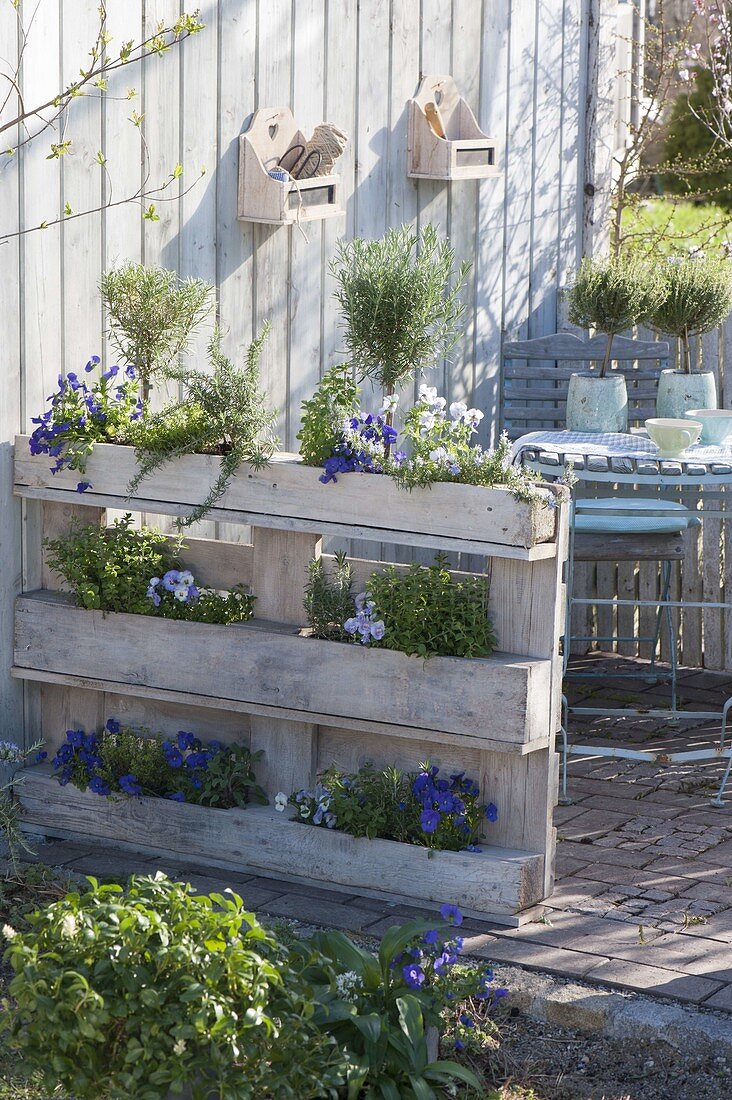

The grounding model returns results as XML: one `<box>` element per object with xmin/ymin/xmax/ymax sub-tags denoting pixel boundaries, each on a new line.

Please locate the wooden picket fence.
<box><xmin>503</xmin><ymin>306</ymin><xmax>732</xmax><ymax>672</ymax></box>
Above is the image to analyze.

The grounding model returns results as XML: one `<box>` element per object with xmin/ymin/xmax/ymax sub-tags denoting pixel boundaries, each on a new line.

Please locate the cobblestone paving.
<box><xmin>18</xmin><ymin>656</ymin><xmax>732</xmax><ymax>1016</ymax></box>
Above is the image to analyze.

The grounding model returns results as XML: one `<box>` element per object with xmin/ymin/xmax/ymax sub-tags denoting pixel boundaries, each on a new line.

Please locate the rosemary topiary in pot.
<box><xmin>101</xmin><ymin>262</ymin><xmax>214</xmax><ymax>404</ymax></box>
<box><xmin>330</xmin><ymin>224</ymin><xmax>469</xmax><ymax>453</ymax></box>
<box><xmin>651</xmin><ymin>253</ymin><xmax>732</xmax><ymax>374</ymax></box>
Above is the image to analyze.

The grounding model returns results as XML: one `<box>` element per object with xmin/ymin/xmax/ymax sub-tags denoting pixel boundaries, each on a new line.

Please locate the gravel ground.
<box><xmin>481</xmin><ymin>1009</ymin><xmax>732</xmax><ymax>1100</ymax></box>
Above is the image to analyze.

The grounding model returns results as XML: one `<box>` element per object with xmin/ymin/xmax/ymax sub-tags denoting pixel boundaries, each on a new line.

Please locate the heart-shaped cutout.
<box><xmin>269</xmin><ymin>123</ymin><xmax>278</xmax><ymax>140</ymax></box>
<box><xmin>434</xmin><ymin>89</ymin><xmax>443</xmax><ymax>105</ymax></box>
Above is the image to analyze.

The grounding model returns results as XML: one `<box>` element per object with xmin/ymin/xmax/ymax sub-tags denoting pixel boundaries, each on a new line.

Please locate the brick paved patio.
<box><xmin>15</xmin><ymin>656</ymin><xmax>732</xmax><ymax>1015</ymax></box>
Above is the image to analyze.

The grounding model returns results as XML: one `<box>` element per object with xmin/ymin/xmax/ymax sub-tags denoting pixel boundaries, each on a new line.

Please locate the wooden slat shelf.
<box><xmin>18</xmin><ymin>767</ymin><xmax>543</xmax><ymax>922</ymax></box>
<box><xmin>14</xmin><ymin>592</ymin><xmax>555</xmax><ymax>749</ymax></box>
<box><xmin>14</xmin><ymin>438</ymin><xmax>560</xmax><ymax>558</ymax></box>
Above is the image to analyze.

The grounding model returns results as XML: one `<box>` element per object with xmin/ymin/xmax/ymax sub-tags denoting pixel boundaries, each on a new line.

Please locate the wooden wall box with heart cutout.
<box><xmin>238</xmin><ymin>108</ymin><xmax>346</xmax><ymax>225</ymax></box>
<box><xmin>408</xmin><ymin>75</ymin><xmax>499</xmax><ymax>181</ymax></box>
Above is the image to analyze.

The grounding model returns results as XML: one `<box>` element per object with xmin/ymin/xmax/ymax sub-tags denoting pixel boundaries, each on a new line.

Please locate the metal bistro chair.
<box><xmin>501</xmin><ymin>332</ymin><xmax>669</xmax><ymax>442</ymax></box>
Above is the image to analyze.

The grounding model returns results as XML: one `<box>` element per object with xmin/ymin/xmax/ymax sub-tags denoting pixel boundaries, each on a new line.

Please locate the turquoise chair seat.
<box><xmin>574</xmin><ymin>498</ymin><xmax>699</xmax><ymax>536</ymax></box>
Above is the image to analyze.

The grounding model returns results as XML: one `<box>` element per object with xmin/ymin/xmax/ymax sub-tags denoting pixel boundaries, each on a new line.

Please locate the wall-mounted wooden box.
<box><xmin>238</xmin><ymin>108</ymin><xmax>345</xmax><ymax>225</ymax></box>
<box><xmin>408</xmin><ymin>75</ymin><xmax>499</xmax><ymax>181</ymax></box>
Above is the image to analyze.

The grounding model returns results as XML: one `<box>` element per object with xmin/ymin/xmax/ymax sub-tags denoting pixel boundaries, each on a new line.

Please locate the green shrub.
<box><xmin>366</xmin><ymin>556</ymin><xmax>497</xmax><ymax>659</ymax></box>
<box><xmin>44</xmin><ymin>514</ymin><xmax>254</xmax><ymax>624</ymax></box>
<box><xmin>128</xmin><ymin>327</ymin><xmax>278</xmax><ymax>526</ymax></box>
<box><xmin>566</xmin><ymin>255</ymin><xmax>662</xmax><ymax>376</ymax></box>
<box><xmin>4</xmin><ymin>875</ymin><xmax>343</xmax><ymax>1099</ymax></box>
<box><xmin>650</xmin><ymin>253</ymin><xmax>732</xmax><ymax>371</ymax></box>
<box><xmin>303</xmin><ymin>552</ymin><xmax>354</xmax><ymax>641</ymax></box>
<box><xmin>297</xmin><ymin>364</ymin><xmax>360</xmax><ymax>467</ymax></box>
<box><xmin>662</xmin><ymin>67</ymin><xmax>732</xmax><ymax>208</ymax></box>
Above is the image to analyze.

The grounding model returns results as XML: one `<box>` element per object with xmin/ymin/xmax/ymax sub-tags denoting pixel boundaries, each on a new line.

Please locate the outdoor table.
<box><xmin>511</xmin><ymin>429</ymin><xmax>732</xmax><ymax>806</ymax></box>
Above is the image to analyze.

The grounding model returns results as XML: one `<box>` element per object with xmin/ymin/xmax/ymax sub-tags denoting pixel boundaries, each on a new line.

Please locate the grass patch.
<box><xmin>623</xmin><ymin>198</ymin><xmax>732</xmax><ymax>256</ymax></box>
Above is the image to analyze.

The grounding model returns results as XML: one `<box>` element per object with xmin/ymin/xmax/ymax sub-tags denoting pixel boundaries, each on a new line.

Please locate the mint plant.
<box><xmin>297</xmin><ymin>363</ymin><xmax>360</xmax><ymax>467</ymax></box>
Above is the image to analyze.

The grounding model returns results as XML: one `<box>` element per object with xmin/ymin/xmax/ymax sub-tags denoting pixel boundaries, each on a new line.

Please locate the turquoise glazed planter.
<box><xmin>566</xmin><ymin>373</ymin><xmax>628</xmax><ymax>433</ymax></box>
<box><xmin>656</xmin><ymin>370</ymin><xmax>717</xmax><ymax>419</ymax></box>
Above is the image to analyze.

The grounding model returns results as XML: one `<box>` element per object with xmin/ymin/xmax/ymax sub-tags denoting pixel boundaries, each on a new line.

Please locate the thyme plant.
<box><xmin>128</xmin><ymin>326</ymin><xmax>278</xmax><ymax>526</ymax></box>
<box><xmin>650</xmin><ymin>254</ymin><xmax>732</xmax><ymax>373</ymax></box>
<box><xmin>330</xmin><ymin>225</ymin><xmax>469</xmax><ymax>449</ymax></box>
<box><xmin>566</xmin><ymin>256</ymin><xmax>662</xmax><ymax>376</ymax></box>
<box><xmin>100</xmin><ymin>263</ymin><xmax>214</xmax><ymax>402</ymax></box>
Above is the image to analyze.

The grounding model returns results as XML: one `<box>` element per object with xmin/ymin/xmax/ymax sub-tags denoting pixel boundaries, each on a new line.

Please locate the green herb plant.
<box><xmin>44</xmin><ymin>514</ymin><xmax>254</xmax><ymax>624</ymax></box>
<box><xmin>566</xmin><ymin>255</ymin><xmax>663</xmax><ymax>376</ymax></box>
<box><xmin>303</xmin><ymin>552</ymin><xmax>354</xmax><ymax>641</ymax></box>
<box><xmin>366</xmin><ymin>555</ymin><xmax>497</xmax><ymax>659</ymax></box>
<box><xmin>128</xmin><ymin>326</ymin><xmax>278</xmax><ymax>526</ymax></box>
<box><xmin>101</xmin><ymin>262</ymin><xmax>214</xmax><ymax>403</ymax></box>
<box><xmin>331</xmin><ymin>224</ymin><xmax>469</xmax><ymax>450</ymax></box>
<box><xmin>4</xmin><ymin>876</ymin><xmax>344</xmax><ymax>1100</ymax></box>
<box><xmin>297</xmin><ymin>364</ymin><xmax>360</xmax><ymax>467</ymax></box>
<box><xmin>650</xmin><ymin>253</ymin><xmax>732</xmax><ymax>372</ymax></box>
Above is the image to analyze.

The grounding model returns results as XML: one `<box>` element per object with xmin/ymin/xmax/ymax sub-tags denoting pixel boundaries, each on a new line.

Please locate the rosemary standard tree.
<box><xmin>651</xmin><ymin>254</ymin><xmax>732</xmax><ymax>373</ymax></box>
<box><xmin>128</xmin><ymin>325</ymin><xmax>278</xmax><ymax>526</ymax></box>
<box><xmin>330</xmin><ymin>225</ymin><xmax>469</xmax><ymax>451</ymax></box>
<box><xmin>566</xmin><ymin>256</ymin><xmax>662</xmax><ymax>377</ymax></box>
<box><xmin>100</xmin><ymin>263</ymin><xmax>214</xmax><ymax>403</ymax></box>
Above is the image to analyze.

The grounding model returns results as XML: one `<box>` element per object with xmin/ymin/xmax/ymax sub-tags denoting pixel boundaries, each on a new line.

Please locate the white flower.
<box><xmin>429</xmin><ymin>447</ymin><xmax>448</xmax><ymax>463</ymax></box>
<box><xmin>679</xmin><ymin>68</ymin><xmax>690</xmax><ymax>82</ymax></box>
<box><xmin>466</xmin><ymin>408</ymin><xmax>484</xmax><ymax>427</ymax></box>
<box><xmin>2</xmin><ymin>924</ymin><xmax>16</xmax><ymax>941</ymax></box>
<box><xmin>335</xmin><ymin>970</ymin><xmax>363</xmax><ymax>997</ymax></box>
<box><xmin>380</xmin><ymin>393</ymin><xmax>399</xmax><ymax>413</ymax></box>
<box><xmin>61</xmin><ymin>914</ymin><xmax>77</xmax><ymax>938</ymax></box>
<box><xmin>173</xmin><ymin>585</ymin><xmax>189</xmax><ymax>602</ymax></box>
<box><xmin>431</xmin><ymin>396</ymin><xmax>447</xmax><ymax>411</ymax></box>
<box><xmin>178</xmin><ymin>571</ymin><xmax>194</xmax><ymax>587</ymax></box>
<box><xmin>418</xmin><ymin>384</ymin><xmax>439</xmax><ymax>405</ymax></box>
<box><xmin>173</xmin><ymin>1039</ymin><xmax>187</xmax><ymax>1056</ymax></box>
<box><xmin>419</xmin><ymin>411</ymin><xmax>436</xmax><ymax>433</ymax></box>
<box><xmin>449</xmin><ymin>401</ymin><xmax>468</xmax><ymax>421</ymax></box>
<box><xmin>274</xmin><ymin>792</ymin><xmax>288</xmax><ymax>812</ymax></box>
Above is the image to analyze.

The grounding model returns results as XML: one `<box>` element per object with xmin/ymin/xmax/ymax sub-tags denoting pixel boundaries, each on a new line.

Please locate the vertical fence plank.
<box><xmin>0</xmin><ymin>1</ymin><xmax>24</xmax><ymax>740</ymax></box>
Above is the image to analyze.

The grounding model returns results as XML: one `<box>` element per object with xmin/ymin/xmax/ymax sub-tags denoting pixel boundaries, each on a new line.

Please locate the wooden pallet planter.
<box><xmin>408</xmin><ymin>75</ymin><xmax>499</xmax><ymax>181</ymax></box>
<box><xmin>18</xmin><ymin>767</ymin><xmax>542</xmax><ymax>918</ymax></box>
<box><xmin>14</xmin><ymin>439</ymin><xmax>557</xmax><ymax>557</ymax></box>
<box><xmin>238</xmin><ymin>108</ymin><xmax>344</xmax><ymax>225</ymax></box>
<box><xmin>13</xmin><ymin>436</ymin><xmax>568</xmax><ymax>921</ymax></box>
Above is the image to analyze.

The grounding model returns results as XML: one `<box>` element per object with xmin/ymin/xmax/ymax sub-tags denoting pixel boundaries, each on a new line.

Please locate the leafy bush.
<box><xmin>100</xmin><ymin>262</ymin><xmax>214</xmax><ymax>402</ymax></box>
<box><xmin>4</xmin><ymin>875</ymin><xmax>343</xmax><ymax>1099</ymax></box>
<box><xmin>297</xmin><ymin>364</ymin><xmax>360</xmax><ymax>467</ymax></box>
<box><xmin>28</xmin><ymin>357</ymin><xmax>142</xmax><ymax>492</ymax></box>
<box><xmin>290</xmin><ymin>762</ymin><xmax>497</xmax><ymax>851</ymax></box>
<box><xmin>662</xmin><ymin>67</ymin><xmax>732</xmax><ymax>208</ymax></box>
<box><xmin>47</xmin><ymin>721</ymin><xmax>266</xmax><ymax>808</ymax></box>
<box><xmin>566</xmin><ymin>255</ymin><xmax>662</xmax><ymax>376</ymax></box>
<box><xmin>44</xmin><ymin>514</ymin><xmax>254</xmax><ymax>624</ymax></box>
<box><xmin>127</xmin><ymin>327</ymin><xmax>278</xmax><ymax>526</ymax></box>
<box><xmin>303</xmin><ymin>552</ymin><xmax>354</xmax><ymax>641</ymax></box>
<box><xmin>391</xmin><ymin>384</ymin><xmax>541</xmax><ymax>499</ymax></box>
<box><xmin>364</xmin><ymin>555</ymin><xmax>497</xmax><ymax>659</ymax></box>
<box><xmin>650</xmin><ymin>253</ymin><xmax>732</xmax><ymax>372</ymax></box>
<box><xmin>331</xmin><ymin>224</ymin><xmax>469</xmax><ymax>402</ymax></box>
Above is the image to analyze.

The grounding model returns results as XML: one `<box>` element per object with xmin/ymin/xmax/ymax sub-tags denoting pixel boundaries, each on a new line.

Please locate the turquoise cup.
<box><xmin>684</xmin><ymin>409</ymin><xmax>732</xmax><ymax>446</ymax></box>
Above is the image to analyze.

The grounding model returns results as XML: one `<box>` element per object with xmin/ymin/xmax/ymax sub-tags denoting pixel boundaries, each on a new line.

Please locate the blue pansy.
<box><xmin>401</xmin><ymin>963</ymin><xmax>425</xmax><ymax>989</ymax></box>
<box><xmin>440</xmin><ymin>903</ymin><xmax>463</xmax><ymax>926</ymax></box>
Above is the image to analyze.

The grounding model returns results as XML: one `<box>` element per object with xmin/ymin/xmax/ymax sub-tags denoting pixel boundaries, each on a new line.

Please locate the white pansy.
<box><xmin>419</xmin><ymin>411</ymin><xmax>436</xmax><ymax>432</ymax></box>
<box><xmin>429</xmin><ymin>447</ymin><xmax>448</xmax><ymax>463</ymax></box>
<box><xmin>431</xmin><ymin>396</ymin><xmax>447</xmax><ymax>410</ymax></box>
<box><xmin>178</xmin><ymin>571</ymin><xmax>194</xmax><ymax>587</ymax></box>
<box><xmin>466</xmin><ymin>408</ymin><xmax>484</xmax><ymax>425</ymax></box>
<box><xmin>380</xmin><ymin>393</ymin><xmax>399</xmax><ymax>413</ymax></box>
<box><xmin>274</xmin><ymin>792</ymin><xmax>288</xmax><ymax>812</ymax></box>
<box><xmin>449</xmin><ymin>401</ymin><xmax>468</xmax><ymax>421</ymax></box>
<box><xmin>418</xmin><ymin>384</ymin><xmax>439</xmax><ymax>405</ymax></box>
<box><xmin>61</xmin><ymin>914</ymin><xmax>77</xmax><ymax>938</ymax></box>
<box><xmin>173</xmin><ymin>585</ymin><xmax>189</xmax><ymax>602</ymax></box>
